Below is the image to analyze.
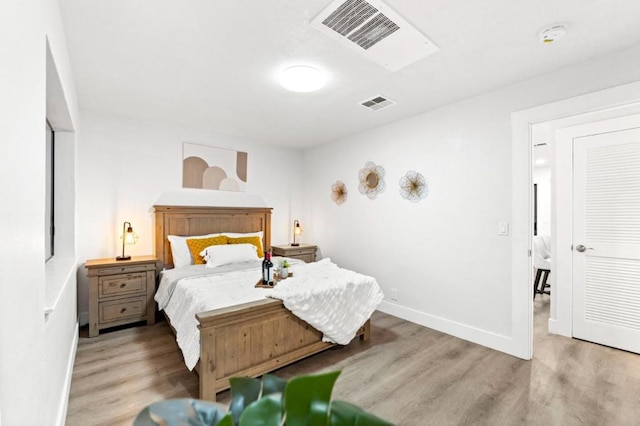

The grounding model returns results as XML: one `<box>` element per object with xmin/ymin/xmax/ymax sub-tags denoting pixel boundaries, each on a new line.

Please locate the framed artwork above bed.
<box><xmin>182</xmin><ymin>143</ymin><xmax>248</xmax><ymax>192</ymax></box>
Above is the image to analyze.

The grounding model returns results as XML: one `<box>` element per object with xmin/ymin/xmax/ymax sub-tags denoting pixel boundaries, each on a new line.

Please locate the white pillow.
<box><xmin>203</xmin><ymin>244</ymin><xmax>259</xmax><ymax>268</ymax></box>
<box><xmin>168</xmin><ymin>233</ymin><xmax>222</xmax><ymax>268</ymax></box>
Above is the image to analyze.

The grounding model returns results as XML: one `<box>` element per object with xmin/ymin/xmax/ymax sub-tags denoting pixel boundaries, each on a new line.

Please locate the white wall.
<box><xmin>303</xmin><ymin>45</ymin><xmax>640</xmax><ymax>356</ymax></box>
<box><xmin>76</xmin><ymin>110</ymin><xmax>305</xmax><ymax>322</ymax></box>
<box><xmin>0</xmin><ymin>1</ymin><xmax>79</xmax><ymax>425</ymax></box>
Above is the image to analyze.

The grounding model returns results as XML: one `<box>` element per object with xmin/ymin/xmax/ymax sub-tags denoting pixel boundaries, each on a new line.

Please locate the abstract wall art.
<box><xmin>182</xmin><ymin>143</ymin><xmax>248</xmax><ymax>192</ymax></box>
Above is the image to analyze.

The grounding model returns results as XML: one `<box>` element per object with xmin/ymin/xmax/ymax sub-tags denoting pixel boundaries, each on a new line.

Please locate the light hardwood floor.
<box><xmin>66</xmin><ymin>300</ymin><xmax>640</xmax><ymax>425</ymax></box>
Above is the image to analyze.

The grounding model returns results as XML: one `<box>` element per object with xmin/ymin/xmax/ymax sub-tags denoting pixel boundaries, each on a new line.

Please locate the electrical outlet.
<box><xmin>390</xmin><ymin>288</ymin><xmax>398</xmax><ymax>301</ymax></box>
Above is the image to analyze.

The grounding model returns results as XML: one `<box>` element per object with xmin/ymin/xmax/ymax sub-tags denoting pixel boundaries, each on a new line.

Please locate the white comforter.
<box><xmin>269</xmin><ymin>259</ymin><xmax>384</xmax><ymax>345</ymax></box>
<box><xmin>156</xmin><ymin>258</ymin><xmax>383</xmax><ymax>371</ymax></box>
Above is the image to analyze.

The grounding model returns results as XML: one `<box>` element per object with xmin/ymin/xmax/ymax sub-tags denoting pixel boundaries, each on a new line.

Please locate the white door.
<box><xmin>572</xmin><ymin>122</ymin><xmax>640</xmax><ymax>353</ymax></box>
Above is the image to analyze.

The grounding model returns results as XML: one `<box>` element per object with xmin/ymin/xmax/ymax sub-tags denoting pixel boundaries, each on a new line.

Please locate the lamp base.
<box><xmin>116</xmin><ymin>255</ymin><xmax>131</xmax><ymax>261</ymax></box>
<box><xmin>290</xmin><ymin>243</ymin><xmax>300</xmax><ymax>246</ymax></box>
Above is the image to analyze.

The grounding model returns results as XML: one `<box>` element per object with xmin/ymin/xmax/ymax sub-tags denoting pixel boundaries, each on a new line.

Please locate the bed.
<box><xmin>153</xmin><ymin>205</ymin><xmax>375</xmax><ymax>402</ymax></box>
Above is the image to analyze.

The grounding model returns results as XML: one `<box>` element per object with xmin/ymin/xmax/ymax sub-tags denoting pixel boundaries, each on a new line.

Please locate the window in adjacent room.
<box><xmin>45</xmin><ymin>119</ymin><xmax>54</xmax><ymax>261</ymax></box>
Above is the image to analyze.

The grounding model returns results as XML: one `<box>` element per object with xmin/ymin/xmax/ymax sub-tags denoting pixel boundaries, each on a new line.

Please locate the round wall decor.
<box><xmin>399</xmin><ymin>171</ymin><xmax>428</xmax><ymax>202</ymax></box>
<box><xmin>331</xmin><ymin>180</ymin><xmax>348</xmax><ymax>205</ymax></box>
<box><xmin>358</xmin><ymin>161</ymin><xmax>386</xmax><ymax>200</ymax></box>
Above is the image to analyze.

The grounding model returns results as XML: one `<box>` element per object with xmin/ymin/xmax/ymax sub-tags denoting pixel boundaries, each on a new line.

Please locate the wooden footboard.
<box><xmin>196</xmin><ymin>298</ymin><xmax>370</xmax><ymax>401</ymax></box>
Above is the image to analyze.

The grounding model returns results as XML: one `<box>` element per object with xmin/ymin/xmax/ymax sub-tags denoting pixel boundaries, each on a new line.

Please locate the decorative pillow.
<box><xmin>203</xmin><ymin>244</ymin><xmax>259</xmax><ymax>268</ymax></box>
<box><xmin>227</xmin><ymin>236</ymin><xmax>264</xmax><ymax>258</ymax></box>
<box><xmin>186</xmin><ymin>235</ymin><xmax>228</xmax><ymax>265</ymax></box>
<box><xmin>223</xmin><ymin>232</ymin><xmax>263</xmax><ymax>251</ymax></box>
<box><xmin>168</xmin><ymin>233</ymin><xmax>223</xmax><ymax>268</ymax></box>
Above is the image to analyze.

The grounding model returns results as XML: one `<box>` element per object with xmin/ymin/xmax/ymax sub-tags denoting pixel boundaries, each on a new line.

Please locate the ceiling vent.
<box><xmin>360</xmin><ymin>95</ymin><xmax>395</xmax><ymax>111</ymax></box>
<box><xmin>311</xmin><ymin>0</ymin><xmax>439</xmax><ymax>71</ymax></box>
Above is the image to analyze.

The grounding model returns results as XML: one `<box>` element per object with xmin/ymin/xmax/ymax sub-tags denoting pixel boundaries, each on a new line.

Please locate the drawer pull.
<box><xmin>120</xmin><ymin>283</ymin><xmax>126</xmax><ymax>288</ymax></box>
<box><xmin>120</xmin><ymin>308</ymin><xmax>127</xmax><ymax>314</ymax></box>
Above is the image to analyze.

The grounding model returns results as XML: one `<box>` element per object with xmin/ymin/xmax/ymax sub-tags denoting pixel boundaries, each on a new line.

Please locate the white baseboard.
<box><xmin>56</xmin><ymin>322</ymin><xmax>79</xmax><ymax>426</ymax></box>
<box><xmin>548</xmin><ymin>318</ymin><xmax>557</xmax><ymax>334</ymax></box>
<box><xmin>377</xmin><ymin>300</ymin><xmax>521</xmax><ymax>358</ymax></box>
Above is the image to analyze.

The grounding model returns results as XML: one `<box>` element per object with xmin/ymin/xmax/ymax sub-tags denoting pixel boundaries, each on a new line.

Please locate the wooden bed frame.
<box><xmin>153</xmin><ymin>205</ymin><xmax>370</xmax><ymax>401</ymax></box>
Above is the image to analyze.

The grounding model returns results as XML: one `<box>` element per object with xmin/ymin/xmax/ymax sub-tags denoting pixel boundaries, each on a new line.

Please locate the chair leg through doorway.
<box><xmin>533</xmin><ymin>268</ymin><xmax>551</xmax><ymax>298</ymax></box>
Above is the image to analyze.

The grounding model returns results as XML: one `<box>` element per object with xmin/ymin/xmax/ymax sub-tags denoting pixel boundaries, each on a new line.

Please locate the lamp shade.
<box><xmin>117</xmin><ymin>221</ymin><xmax>137</xmax><ymax>260</ymax></box>
<box><xmin>292</xmin><ymin>220</ymin><xmax>303</xmax><ymax>246</ymax></box>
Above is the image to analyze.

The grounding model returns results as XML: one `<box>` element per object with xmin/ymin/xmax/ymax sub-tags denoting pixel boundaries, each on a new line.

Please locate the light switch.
<box><xmin>498</xmin><ymin>222</ymin><xmax>509</xmax><ymax>236</ymax></box>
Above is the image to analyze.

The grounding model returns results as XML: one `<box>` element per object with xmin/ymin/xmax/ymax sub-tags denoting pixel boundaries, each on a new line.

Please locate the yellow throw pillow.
<box><xmin>227</xmin><ymin>236</ymin><xmax>264</xmax><ymax>258</ymax></box>
<box><xmin>186</xmin><ymin>235</ymin><xmax>228</xmax><ymax>265</ymax></box>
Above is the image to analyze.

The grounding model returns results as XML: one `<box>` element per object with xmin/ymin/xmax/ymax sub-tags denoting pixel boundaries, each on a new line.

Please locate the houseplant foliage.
<box><xmin>134</xmin><ymin>371</ymin><xmax>392</xmax><ymax>426</ymax></box>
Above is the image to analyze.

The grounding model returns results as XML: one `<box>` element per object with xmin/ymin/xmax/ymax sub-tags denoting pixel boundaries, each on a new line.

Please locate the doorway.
<box><xmin>532</xmin><ymin>123</ymin><xmax>552</xmax><ymax>343</ymax></box>
<box><xmin>510</xmin><ymin>80</ymin><xmax>640</xmax><ymax>360</ymax></box>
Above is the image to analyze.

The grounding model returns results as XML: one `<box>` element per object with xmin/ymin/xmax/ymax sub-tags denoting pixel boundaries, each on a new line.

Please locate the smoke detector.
<box><xmin>539</xmin><ymin>24</ymin><xmax>567</xmax><ymax>44</ymax></box>
<box><xmin>311</xmin><ymin>0</ymin><xmax>439</xmax><ymax>71</ymax></box>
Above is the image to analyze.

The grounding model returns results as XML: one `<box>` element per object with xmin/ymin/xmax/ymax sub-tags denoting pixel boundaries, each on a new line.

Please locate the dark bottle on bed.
<box><xmin>262</xmin><ymin>251</ymin><xmax>274</xmax><ymax>285</ymax></box>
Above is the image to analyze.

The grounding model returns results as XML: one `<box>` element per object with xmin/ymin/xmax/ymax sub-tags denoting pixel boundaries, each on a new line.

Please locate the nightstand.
<box><xmin>85</xmin><ymin>255</ymin><xmax>158</xmax><ymax>337</ymax></box>
<box><xmin>271</xmin><ymin>244</ymin><xmax>317</xmax><ymax>263</ymax></box>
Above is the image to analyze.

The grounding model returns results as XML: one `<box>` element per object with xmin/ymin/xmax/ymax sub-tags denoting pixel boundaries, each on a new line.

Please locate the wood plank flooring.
<box><xmin>66</xmin><ymin>299</ymin><xmax>640</xmax><ymax>425</ymax></box>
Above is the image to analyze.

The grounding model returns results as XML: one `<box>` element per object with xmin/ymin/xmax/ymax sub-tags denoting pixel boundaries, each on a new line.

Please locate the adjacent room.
<box><xmin>3</xmin><ymin>0</ymin><xmax>640</xmax><ymax>424</ymax></box>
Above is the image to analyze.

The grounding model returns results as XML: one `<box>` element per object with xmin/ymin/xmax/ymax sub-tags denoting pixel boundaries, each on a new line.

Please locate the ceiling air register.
<box><xmin>312</xmin><ymin>0</ymin><xmax>439</xmax><ymax>71</ymax></box>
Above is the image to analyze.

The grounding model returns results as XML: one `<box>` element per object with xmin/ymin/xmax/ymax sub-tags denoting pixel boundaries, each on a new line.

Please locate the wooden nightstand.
<box><xmin>271</xmin><ymin>244</ymin><xmax>317</xmax><ymax>263</ymax></box>
<box><xmin>85</xmin><ymin>255</ymin><xmax>158</xmax><ymax>337</ymax></box>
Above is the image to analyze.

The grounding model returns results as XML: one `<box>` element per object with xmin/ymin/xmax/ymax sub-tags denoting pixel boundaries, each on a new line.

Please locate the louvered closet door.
<box><xmin>572</xmin><ymin>125</ymin><xmax>640</xmax><ymax>353</ymax></box>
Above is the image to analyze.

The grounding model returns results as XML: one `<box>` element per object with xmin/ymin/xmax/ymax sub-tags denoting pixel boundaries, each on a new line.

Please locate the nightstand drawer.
<box><xmin>99</xmin><ymin>273</ymin><xmax>146</xmax><ymax>297</ymax></box>
<box><xmin>271</xmin><ymin>245</ymin><xmax>317</xmax><ymax>263</ymax></box>
<box><xmin>286</xmin><ymin>248</ymin><xmax>310</xmax><ymax>256</ymax></box>
<box><xmin>99</xmin><ymin>297</ymin><xmax>146</xmax><ymax>322</ymax></box>
<box><xmin>294</xmin><ymin>253</ymin><xmax>315</xmax><ymax>263</ymax></box>
<box><xmin>92</xmin><ymin>264</ymin><xmax>154</xmax><ymax>276</ymax></box>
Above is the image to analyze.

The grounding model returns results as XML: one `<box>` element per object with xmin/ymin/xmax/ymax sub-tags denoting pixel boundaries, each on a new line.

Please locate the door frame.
<box><xmin>510</xmin><ymin>80</ymin><xmax>640</xmax><ymax>360</ymax></box>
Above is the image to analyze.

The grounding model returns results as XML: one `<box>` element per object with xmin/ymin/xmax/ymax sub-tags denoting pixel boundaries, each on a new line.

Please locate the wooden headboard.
<box><xmin>153</xmin><ymin>205</ymin><xmax>272</xmax><ymax>269</ymax></box>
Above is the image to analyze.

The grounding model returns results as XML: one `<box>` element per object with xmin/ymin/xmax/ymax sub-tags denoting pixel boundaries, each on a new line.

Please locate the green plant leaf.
<box><xmin>262</xmin><ymin>374</ymin><xmax>288</xmax><ymax>396</ymax></box>
<box><xmin>229</xmin><ymin>377</ymin><xmax>262</xmax><ymax>425</ymax></box>
<box><xmin>284</xmin><ymin>370</ymin><xmax>341</xmax><ymax>426</ymax></box>
<box><xmin>216</xmin><ymin>414</ymin><xmax>235</xmax><ymax>426</ymax></box>
<box><xmin>239</xmin><ymin>394</ymin><xmax>283</xmax><ymax>426</ymax></box>
<box><xmin>330</xmin><ymin>400</ymin><xmax>394</xmax><ymax>426</ymax></box>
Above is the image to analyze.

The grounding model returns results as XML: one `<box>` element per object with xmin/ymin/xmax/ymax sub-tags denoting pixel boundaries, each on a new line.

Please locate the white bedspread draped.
<box><xmin>156</xmin><ymin>258</ymin><xmax>383</xmax><ymax>371</ymax></box>
<box><xmin>269</xmin><ymin>258</ymin><xmax>384</xmax><ymax>345</ymax></box>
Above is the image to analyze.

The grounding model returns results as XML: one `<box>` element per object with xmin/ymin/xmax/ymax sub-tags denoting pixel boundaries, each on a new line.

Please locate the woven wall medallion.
<box><xmin>331</xmin><ymin>180</ymin><xmax>348</xmax><ymax>205</ymax></box>
<box><xmin>358</xmin><ymin>161</ymin><xmax>386</xmax><ymax>200</ymax></box>
<box><xmin>399</xmin><ymin>171</ymin><xmax>428</xmax><ymax>202</ymax></box>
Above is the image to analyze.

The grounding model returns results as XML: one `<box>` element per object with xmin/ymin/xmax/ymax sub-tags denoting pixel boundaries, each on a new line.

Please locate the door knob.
<box><xmin>575</xmin><ymin>245</ymin><xmax>593</xmax><ymax>252</ymax></box>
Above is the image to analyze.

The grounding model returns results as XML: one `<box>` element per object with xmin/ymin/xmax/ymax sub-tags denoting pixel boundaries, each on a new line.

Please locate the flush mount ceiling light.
<box><xmin>539</xmin><ymin>24</ymin><xmax>567</xmax><ymax>44</ymax></box>
<box><xmin>280</xmin><ymin>66</ymin><xmax>326</xmax><ymax>92</ymax></box>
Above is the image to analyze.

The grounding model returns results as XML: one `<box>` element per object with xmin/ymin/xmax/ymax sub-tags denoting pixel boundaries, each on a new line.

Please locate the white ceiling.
<box><xmin>60</xmin><ymin>0</ymin><xmax>640</xmax><ymax>148</ymax></box>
